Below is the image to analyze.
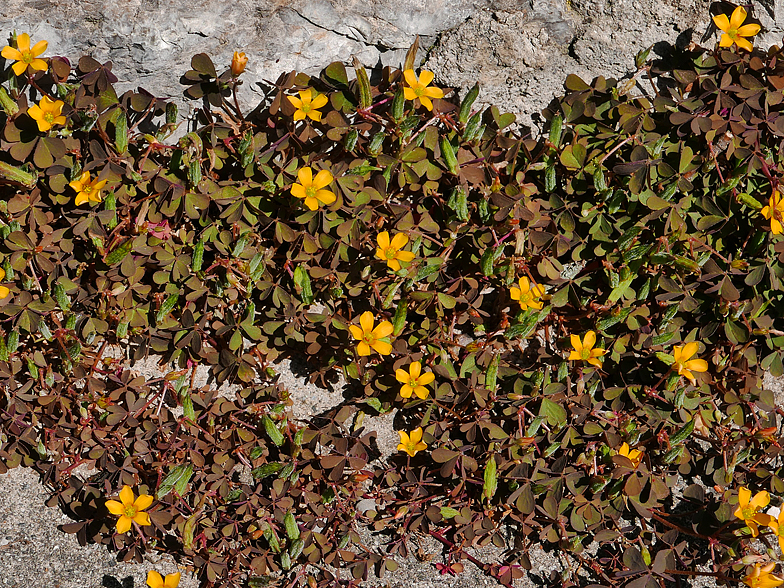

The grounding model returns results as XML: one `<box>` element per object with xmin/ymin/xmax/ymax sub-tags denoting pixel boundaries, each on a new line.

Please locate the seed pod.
<box><xmin>26</xmin><ymin>357</ymin><xmax>38</xmax><ymax>379</ymax></box>
<box><xmin>103</xmin><ymin>192</ymin><xmax>117</xmax><ymax>230</ymax></box>
<box><xmin>188</xmin><ymin>159</ymin><xmax>202</xmax><ymax>187</ymax></box>
<box><xmin>344</xmin><ymin>128</ymin><xmax>359</xmax><ymax>152</ymax></box>
<box><xmin>65</xmin><ymin>313</ymin><xmax>77</xmax><ymax>331</ymax></box>
<box><xmin>248</xmin><ymin>253</ymin><xmax>264</xmax><ymax>282</ymax></box>
<box><xmin>284</xmin><ymin>511</ymin><xmax>300</xmax><ymax>541</ymax></box>
<box><xmin>674</xmin><ymin>255</ymin><xmax>701</xmax><ymax>274</ymax></box>
<box><xmin>263</xmin><ymin>414</ymin><xmax>285</xmax><ymax>446</ymax></box>
<box><xmin>448</xmin><ymin>186</ymin><xmax>469</xmax><ymax>221</ymax></box>
<box><xmin>0</xmin><ymin>336</ymin><xmax>8</xmax><ymax>362</ymax></box>
<box><xmin>7</xmin><ymin>329</ymin><xmax>19</xmax><ymax>353</ymax></box>
<box><xmin>262</xmin><ymin>524</ymin><xmax>281</xmax><ymax>553</ymax></box>
<box><xmin>737</xmin><ymin>191</ymin><xmax>764</xmax><ymax>210</ymax></box>
<box><xmin>459</xmin><ymin>83</ymin><xmax>479</xmax><ymax>124</ymax></box>
<box><xmin>0</xmin><ymin>161</ymin><xmax>36</xmax><ymax>188</ymax></box>
<box><xmin>53</xmin><ymin>283</ymin><xmax>70</xmax><ymax>311</ymax></box>
<box><xmin>192</xmin><ymin>239</ymin><xmax>204</xmax><ymax>273</ymax></box>
<box><xmin>115</xmin><ymin>111</ymin><xmax>128</xmax><ymax>155</ymax></box>
<box><xmin>463</xmin><ymin>111</ymin><xmax>482</xmax><ymax>141</ymax></box>
<box><xmin>368</xmin><ymin>132</ymin><xmax>385</xmax><ymax>155</ymax></box>
<box><xmin>38</xmin><ymin>321</ymin><xmax>52</xmax><ymax>341</ymax></box>
<box><xmin>485</xmin><ymin>353</ymin><xmax>499</xmax><ymax>391</ymax></box>
<box><xmin>232</xmin><ymin>232</ymin><xmax>249</xmax><ymax>257</ymax></box>
<box><xmin>440</xmin><ymin>136</ymin><xmax>459</xmax><ymax>175</ymax></box>
<box><xmin>293</xmin><ymin>266</ymin><xmax>313</xmax><ymax>305</ymax></box>
<box><xmin>545</xmin><ymin>164</ymin><xmax>556</xmax><ymax>192</ymax></box>
<box><xmin>280</xmin><ymin>552</ymin><xmax>292</xmax><ymax>571</ymax></box>
<box><xmin>670</xmin><ymin>419</ymin><xmax>694</xmax><ymax>445</ymax></box>
<box><xmin>0</xmin><ymin>87</ymin><xmax>19</xmax><ymax>115</ymax></box>
<box><xmin>548</xmin><ymin>114</ymin><xmax>563</xmax><ymax>148</ymax></box>
<box><xmin>352</xmin><ymin>56</ymin><xmax>372</xmax><ymax>109</ymax></box>
<box><xmin>593</xmin><ymin>167</ymin><xmax>607</xmax><ymax>191</ymax></box>
<box><xmin>252</xmin><ymin>463</ymin><xmax>284</xmax><ymax>479</ymax></box>
<box><xmin>482</xmin><ymin>454</ymin><xmax>497</xmax><ymax>502</ymax></box>
<box><xmin>289</xmin><ymin>538</ymin><xmax>304</xmax><ymax>560</ymax></box>
<box><xmin>156</xmin><ymin>293</ymin><xmax>179</xmax><ymax>324</ymax></box>
<box><xmin>661</xmin><ymin>445</ymin><xmax>684</xmax><ymax>464</ymax></box>
<box><xmin>166</xmin><ymin>102</ymin><xmax>177</xmax><ymax>125</ymax></box>
<box><xmin>116</xmin><ymin>321</ymin><xmax>129</xmax><ymax>339</ymax></box>
<box><xmin>391</xmin><ymin>88</ymin><xmax>405</xmax><ymax>122</ymax></box>
<box><xmin>68</xmin><ymin>341</ymin><xmax>81</xmax><ymax>361</ymax></box>
<box><xmin>105</xmin><ymin>239</ymin><xmax>134</xmax><ymax>265</ymax></box>
<box><xmin>392</xmin><ymin>299</ymin><xmax>407</xmax><ymax>336</ymax></box>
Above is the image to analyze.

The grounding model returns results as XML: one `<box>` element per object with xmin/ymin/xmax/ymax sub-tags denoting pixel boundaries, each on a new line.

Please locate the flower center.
<box><xmin>362</xmin><ymin>333</ymin><xmax>376</xmax><ymax>346</ymax></box>
<box><xmin>414</xmin><ymin>85</ymin><xmax>425</xmax><ymax>97</ymax></box>
<box><xmin>580</xmin><ymin>348</ymin><xmax>591</xmax><ymax>360</ymax></box>
<box><xmin>83</xmin><ymin>185</ymin><xmax>93</xmax><ymax>193</ymax></box>
<box><xmin>304</xmin><ymin>185</ymin><xmax>317</xmax><ymax>199</ymax></box>
<box><xmin>301</xmin><ymin>103</ymin><xmax>312</xmax><ymax>113</ymax></box>
<box><xmin>21</xmin><ymin>50</ymin><xmax>33</xmax><ymax>64</ymax></box>
<box><xmin>385</xmin><ymin>247</ymin><xmax>398</xmax><ymax>259</ymax></box>
<box><xmin>44</xmin><ymin>112</ymin><xmax>54</xmax><ymax>123</ymax></box>
<box><xmin>742</xmin><ymin>505</ymin><xmax>757</xmax><ymax>520</ymax></box>
<box><xmin>123</xmin><ymin>505</ymin><xmax>138</xmax><ymax>519</ymax></box>
<box><xmin>408</xmin><ymin>376</ymin><xmax>419</xmax><ymax>387</ymax></box>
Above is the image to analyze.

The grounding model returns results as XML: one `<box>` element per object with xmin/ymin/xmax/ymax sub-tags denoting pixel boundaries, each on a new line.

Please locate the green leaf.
<box><xmin>539</xmin><ymin>397</ymin><xmax>567</xmax><ymax>427</ymax></box>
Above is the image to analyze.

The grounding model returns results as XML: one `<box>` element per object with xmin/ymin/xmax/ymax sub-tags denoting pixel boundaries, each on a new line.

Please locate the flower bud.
<box><xmin>231</xmin><ymin>51</ymin><xmax>247</xmax><ymax>76</ymax></box>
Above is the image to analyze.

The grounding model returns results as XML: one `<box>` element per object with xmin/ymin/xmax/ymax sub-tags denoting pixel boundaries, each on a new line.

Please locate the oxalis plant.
<box><xmin>2</xmin><ymin>4</ymin><xmax>784</xmax><ymax>587</ymax></box>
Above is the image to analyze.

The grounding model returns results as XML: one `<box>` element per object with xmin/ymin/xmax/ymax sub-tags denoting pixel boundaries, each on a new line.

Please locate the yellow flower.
<box><xmin>69</xmin><ymin>171</ymin><xmax>108</xmax><ymax>206</ymax></box>
<box><xmin>147</xmin><ymin>571</ymin><xmax>181</xmax><ymax>588</ymax></box>
<box><xmin>1</xmin><ymin>33</ymin><xmax>48</xmax><ymax>76</ymax></box>
<box><xmin>28</xmin><ymin>96</ymin><xmax>66</xmax><ymax>132</ymax></box>
<box><xmin>105</xmin><ymin>485</ymin><xmax>153</xmax><ymax>534</ymax></box>
<box><xmin>672</xmin><ymin>342</ymin><xmax>708</xmax><ymax>384</ymax></box>
<box><xmin>733</xmin><ymin>486</ymin><xmax>774</xmax><ymax>537</ymax></box>
<box><xmin>290</xmin><ymin>166</ymin><xmax>336</xmax><ymax>211</ymax></box>
<box><xmin>287</xmin><ymin>88</ymin><xmax>328</xmax><ymax>122</ymax></box>
<box><xmin>403</xmin><ymin>69</ymin><xmax>444</xmax><ymax>112</ymax></box>
<box><xmin>713</xmin><ymin>6</ymin><xmax>760</xmax><ymax>52</ymax></box>
<box><xmin>0</xmin><ymin>268</ymin><xmax>10</xmax><ymax>299</ymax></box>
<box><xmin>766</xmin><ymin>509</ymin><xmax>784</xmax><ymax>553</ymax></box>
<box><xmin>617</xmin><ymin>442</ymin><xmax>643</xmax><ymax>468</ymax></box>
<box><xmin>349</xmin><ymin>311</ymin><xmax>394</xmax><ymax>356</ymax></box>
<box><xmin>510</xmin><ymin>276</ymin><xmax>544</xmax><ymax>311</ymax></box>
<box><xmin>744</xmin><ymin>563</ymin><xmax>784</xmax><ymax>588</ymax></box>
<box><xmin>568</xmin><ymin>331</ymin><xmax>606</xmax><ymax>368</ymax></box>
<box><xmin>396</xmin><ymin>361</ymin><xmax>435</xmax><ymax>399</ymax></box>
<box><xmin>397</xmin><ymin>427</ymin><xmax>427</xmax><ymax>457</ymax></box>
<box><xmin>762</xmin><ymin>191</ymin><xmax>784</xmax><ymax>235</ymax></box>
<box><xmin>231</xmin><ymin>51</ymin><xmax>247</xmax><ymax>76</ymax></box>
<box><xmin>375</xmin><ymin>231</ymin><xmax>415</xmax><ymax>271</ymax></box>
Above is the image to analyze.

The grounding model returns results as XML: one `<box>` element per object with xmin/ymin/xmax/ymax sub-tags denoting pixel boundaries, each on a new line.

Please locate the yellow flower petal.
<box><xmin>510</xmin><ymin>287</ymin><xmax>521</xmax><ymax>300</ymax></box>
<box><xmin>293</xmin><ymin>110</ymin><xmax>306</xmax><ymax>121</ymax></box>
<box><xmin>30</xmin><ymin>58</ymin><xmax>48</xmax><ymax>72</ymax></box>
<box><xmin>425</xmin><ymin>86</ymin><xmax>445</xmax><ymax>100</ymax></box>
<box><xmin>371</xmin><ymin>340</ymin><xmax>392</xmax><ymax>355</ymax></box>
<box><xmin>134</xmin><ymin>511</ymin><xmax>151</xmax><ymax>526</ymax></box>
<box><xmin>311</xmin><ymin>93</ymin><xmax>329</xmax><ymax>109</ymax></box>
<box><xmin>396</xmin><ymin>250</ymin><xmax>414</xmax><ymax>263</ymax></box>
<box><xmin>116</xmin><ymin>516</ymin><xmax>132</xmax><ymax>534</ymax></box>
<box><xmin>303</xmin><ymin>197</ymin><xmax>319</xmax><ymax>210</ymax></box>
<box><xmin>684</xmin><ymin>359</ymin><xmax>708</xmax><ymax>373</ymax></box>
<box><xmin>712</xmin><ymin>13</ymin><xmax>730</xmax><ymax>32</ymax></box>
<box><xmin>290</xmin><ymin>184</ymin><xmax>306</xmax><ymax>199</ymax></box>
<box><xmin>297</xmin><ymin>166</ymin><xmax>313</xmax><ymax>186</ymax></box>
<box><xmin>359</xmin><ymin>311</ymin><xmax>374</xmax><ymax>334</ymax></box>
<box><xmin>119</xmin><ymin>485</ymin><xmax>135</xmax><ymax>507</ymax></box>
<box><xmin>164</xmin><ymin>572</ymin><xmax>181</xmax><ymax>588</ymax></box>
<box><xmin>738</xmin><ymin>487</ymin><xmax>752</xmax><ymax>509</ymax></box>
<box><xmin>729</xmin><ymin>6</ymin><xmax>747</xmax><ymax>31</ymax></box>
<box><xmin>396</xmin><ymin>368</ymin><xmax>410</xmax><ymax>383</ymax></box>
<box><xmin>357</xmin><ymin>342</ymin><xmax>371</xmax><ymax>356</ymax></box>
<box><xmin>288</xmin><ymin>95</ymin><xmax>303</xmax><ymax>109</ymax></box>
<box><xmin>105</xmin><ymin>499</ymin><xmax>125</xmax><ymax>516</ymax></box>
<box><xmin>400</xmin><ymin>384</ymin><xmax>413</xmax><ymax>398</ymax></box>
<box><xmin>312</xmin><ymin>169</ymin><xmax>333</xmax><ymax>190</ymax></box>
<box><xmin>1</xmin><ymin>46</ymin><xmax>22</xmax><ymax>61</ymax></box>
<box><xmin>409</xmin><ymin>427</ymin><xmax>423</xmax><ymax>443</ymax></box>
<box><xmin>134</xmin><ymin>493</ymin><xmax>153</xmax><ymax>511</ymax></box>
<box><xmin>11</xmin><ymin>60</ymin><xmax>27</xmax><ymax>76</ymax></box>
<box><xmin>418</xmin><ymin>371</ymin><xmax>435</xmax><ymax>386</ymax></box>
<box><xmin>418</xmin><ymin>70</ymin><xmax>435</xmax><ymax>87</ymax></box>
<box><xmin>736</xmin><ymin>36</ymin><xmax>754</xmax><ymax>52</ymax></box>
<box><xmin>719</xmin><ymin>33</ymin><xmax>735</xmax><ymax>48</ymax></box>
<box><xmin>372</xmin><ymin>320</ymin><xmax>394</xmax><ymax>339</ymax></box>
<box><xmin>147</xmin><ymin>571</ymin><xmax>164</xmax><ymax>588</ymax></box>
<box><xmin>16</xmin><ymin>34</ymin><xmax>31</xmax><ymax>53</ymax></box>
<box><xmin>409</xmin><ymin>361</ymin><xmax>421</xmax><ymax>378</ymax></box>
<box><xmin>74</xmin><ymin>192</ymin><xmax>90</xmax><ymax>206</ymax></box>
<box><xmin>315</xmin><ymin>190</ymin><xmax>336</xmax><ymax>205</ymax></box>
<box><xmin>387</xmin><ymin>258</ymin><xmax>401</xmax><ymax>271</ymax></box>
<box><xmin>403</xmin><ymin>69</ymin><xmax>418</xmax><ymax>88</ymax></box>
<box><xmin>403</xmin><ymin>87</ymin><xmax>417</xmax><ymax>101</ymax></box>
<box><xmin>750</xmin><ymin>490</ymin><xmax>771</xmax><ymax>510</ymax></box>
<box><xmin>737</xmin><ymin>23</ymin><xmax>761</xmax><ymax>37</ymax></box>
<box><xmin>419</xmin><ymin>95</ymin><xmax>433</xmax><ymax>111</ymax></box>
<box><xmin>413</xmin><ymin>386</ymin><xmax>429</xmax><ymax>399</ymax></box>
<box><xmin>308</xmin><ymin>110</ymin><xmax>323</xmax><ymax>122</ymax></box>
<box><xmin>681</xmin><ymin>341</ymin><xmax>699</xmax><ymax>360</ymax></box>
<box><xmin>349</xmin><ymin>325</ymin><xmax>364</xmax><ymax>341</ymax></box>
<box><xmin>390</xmin><ymin>233</ymin><xmax>409</xmax><ymax>250</ymax></box>
<box><xmin>583</xmin><ymin>330</ymin><xmax>596</xmax><ymax>349</ymax></box>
